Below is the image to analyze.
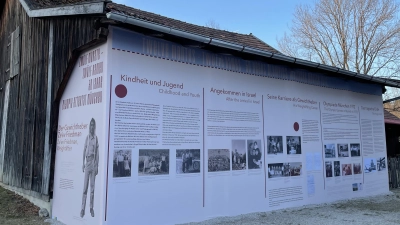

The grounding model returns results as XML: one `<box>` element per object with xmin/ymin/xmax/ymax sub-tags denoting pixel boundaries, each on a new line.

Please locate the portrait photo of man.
<box><xmin>80</xmin><ymin>118</ymin><xmax>99</xmax><ymax>218</ymax></box>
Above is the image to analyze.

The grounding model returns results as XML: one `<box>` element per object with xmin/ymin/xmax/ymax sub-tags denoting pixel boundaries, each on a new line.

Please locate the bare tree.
<box><xmin>278</xmin><ymin>0</ymin><xmax>400</xmax><ymax>78</ymax></box>
<box><xmin>205</xmin><ymin>19</ymin><xmax>221</xmax><ymax>29</ymax></box>
<box><xmin>384</xmin><ymin>88</ymin><xmax>400</xmax><ymax>116</ymax></box>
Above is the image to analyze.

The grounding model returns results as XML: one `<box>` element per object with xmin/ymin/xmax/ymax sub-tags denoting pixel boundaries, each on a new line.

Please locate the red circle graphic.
<box><xmin>293</xmin><ymin>122</ymin><xmax>299</xmax><ymax>131</ymax></box>
<box><xmin>115</xmin><ymin>84</ymin><xmax>127</xmax><ymax>98</ymax></box>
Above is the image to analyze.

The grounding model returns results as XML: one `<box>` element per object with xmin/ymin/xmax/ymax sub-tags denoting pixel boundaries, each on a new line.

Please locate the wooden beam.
<box><xmin>19</xmin><ymin>0</ymin><xmax>105</xmax><ymax>18</ymax></box>
<box><xmin>0</xmin><ymin>81</ymin><xmax>10</xmax><ymax>182</ymax></box>
<box><xmin>0</xmin><ymin>26</ymin><xmax>19</xmax><ymax>182</ymax></box>
<box><xmin>41</xmin><ymin>21</ymin><xmax>53</xmax><ymax>195</ymax></box>
<box><xmin>10</xmin><ymin>26</ymin><xmax>20</xmax><ymax>78</ymax></box>
<box><xmin>383</xmin><ymin>96</ymin><xmax>400</xmax><ymax>104</ymax></box>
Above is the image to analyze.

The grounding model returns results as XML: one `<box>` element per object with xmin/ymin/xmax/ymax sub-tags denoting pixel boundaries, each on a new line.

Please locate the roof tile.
<box><xmin>384</xmin><ymin>109</ymin><xmax>400</xmax><ymax>125</ymax></box>
<box><xmin>22</xmin><ymin>0</ymin><xmax>280</xmax><ymax>53</ymax></box>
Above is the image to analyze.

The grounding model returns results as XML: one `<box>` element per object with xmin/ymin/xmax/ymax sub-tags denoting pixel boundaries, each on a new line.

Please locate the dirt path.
<box><xmin>0</xmin><ymin>186</ymin><xmax>47</xmax><ymax>225</ymax></box>
<box><xmin>0</xmin><ymin>186</ymin><xmax>399</xmax><ymax>225</ymax></box>
<box><xmin>181</xmin><ymin>189</ymin><xmax>400</xmax><ymax>225</ymax></box>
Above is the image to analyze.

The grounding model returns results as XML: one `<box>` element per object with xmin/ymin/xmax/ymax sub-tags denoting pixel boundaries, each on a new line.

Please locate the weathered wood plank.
<box><xmin>394</xmin><ymin>158</ymin><xmax>396</xmax><ymax>188</ymax></box>
<box><xmin>389</xmin><ymin>157</ymin><xmax>400</xmax><ymax>189</ymax></box>
<box><xmin>392</xmin><ymin>158</ymin><xmax>396</xmax><ymax>188</ymax></box>
<box><xmin>0</xmin><ymin>81</ymin><xmax>10</xmax><ymax>182</ymax></box>
<box><xmin>396</xmin><ymin>158</ymin><xmax>398</xmax><ymax>188</ymax></box>
<box><xmin>10</xmin><ymin>26</ymin><xmax>20</xmax><ymax>78</ymax></box>
<box><xmin>41</xmin><ymin>20</ymin><xmax>53</xmax><ymax>195</ymax></box>
<box><xmin>391</xmin><ymin>158</ymin><xmax>394</xmax><ymax>188</ymax></box>
<box><xmin>388</xmin><ymin>158</ymin><xmax>393</xmax><ymax>188</ymax></box>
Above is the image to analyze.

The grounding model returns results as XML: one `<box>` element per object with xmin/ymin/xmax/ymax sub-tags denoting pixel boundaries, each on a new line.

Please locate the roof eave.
<box><xmin>385</xmin><ymin>119</ymin><xmax>400</xmax><ymax>125</ymax></box>
<box><xmin>106</xmin><ymin>11</ymin><xmax>400</xmax><ymax>89</ymax></box>
<box><xmin>20</xmin><ymin>0</ymin><xmax>105</xmax><ymax>17</ymax></box>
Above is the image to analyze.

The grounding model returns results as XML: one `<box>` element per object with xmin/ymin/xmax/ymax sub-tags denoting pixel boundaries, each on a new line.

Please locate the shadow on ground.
<box><xmin>0</xmin><ymin>186</ymin><xmax>47</xmax><ymax>225</ymax></box>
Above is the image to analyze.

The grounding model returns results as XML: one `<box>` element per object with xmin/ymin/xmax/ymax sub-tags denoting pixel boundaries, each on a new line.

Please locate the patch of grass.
<box><xmin>0</xmin><ymin>186</ymin><xmax>39</xmax><ymax>218</ymax></box>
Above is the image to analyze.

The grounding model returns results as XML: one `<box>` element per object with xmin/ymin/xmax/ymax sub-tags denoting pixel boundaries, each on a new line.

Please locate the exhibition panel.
<box><xmin>52</xmin><ymin>27</ymin><xmax>388</xmax><ymax>225</ymax></box>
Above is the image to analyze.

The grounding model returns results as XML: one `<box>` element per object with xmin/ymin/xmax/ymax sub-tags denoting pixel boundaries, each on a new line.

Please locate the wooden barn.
<box><xmin>1</xmin><ymin>0</ymin><xmax>400</xmax><ymax>216</ymax></box>
<box><xmin>0</xmin><ymin>0</ymin><xmax>107</xmax><ymax>210</ymax></box>
<box><xmin>384</xmin><ymin>109</ymin><xmax>400</xmax><ymax>157</ymax></box>
<box><xmin>384</xmin><ymin>109</ymin><xmax>400</xmax><ymax>188</ymax></box>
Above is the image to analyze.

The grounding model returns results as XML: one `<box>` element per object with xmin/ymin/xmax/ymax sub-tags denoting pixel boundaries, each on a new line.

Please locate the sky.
<box><xmin>113</xmin><ymin>0</ymin><xmax>316</xmax><ymax>50</ymax></box>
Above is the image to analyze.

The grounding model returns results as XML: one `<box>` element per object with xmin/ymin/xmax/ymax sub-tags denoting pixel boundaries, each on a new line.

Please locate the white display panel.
<box><xmin>52</xmin><ymin>43</ymin><xmax>108</xmax><ymax>225</ymax></box>
<box><xmin>52</xmin><ymin>26</ymin><xmax>389</xmax><ymax>225</ymax></box>
<box><xmin>104</xmin><ymin>27</ymin><xmax>389</xmax><ymax>225</ymax></box>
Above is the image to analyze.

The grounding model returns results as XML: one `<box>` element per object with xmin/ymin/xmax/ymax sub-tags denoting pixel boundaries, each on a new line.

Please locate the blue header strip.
<box><xmin>111</xmin><ymin>27</ymin><xmax>381</xmax><ymax>96</ymax></box>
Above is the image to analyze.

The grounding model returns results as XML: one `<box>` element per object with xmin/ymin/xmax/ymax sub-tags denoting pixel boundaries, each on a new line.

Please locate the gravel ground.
<box><xmin>2</xmin><ymin>186</ymin><xmax>400</xmax><ymax>225</ymax></box>
<box><xmin>0</xmin><ymin>186</ymin><xmax>47</xmax><ymax>225</ymax></box>
<box><xmin>180</xmin><ymin>189</ymin><xmax>400</xmax><ymax>225</ymax></box>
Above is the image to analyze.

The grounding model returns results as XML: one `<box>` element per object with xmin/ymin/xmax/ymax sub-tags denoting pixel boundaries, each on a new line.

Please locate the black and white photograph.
<box><xmin>138</xmin><ymin>149</ymin><xmax>169</xmax><ymax>176</ymax></box>
<box><xmin>353</xmin><ymin>163</ymin><xmax>362</xmax><ymax>174</ymax></box>
<box><xmin>232</xmin><ymin>140</ymin><xmax>247</xmax><ymax>170</ymax></box>
<box><xmin>324</xmin><ymin>144</ymin><xmax>336</xmax><ymax>158</ymax></box>
<box><xmin>325</xmin><ymin>161</ymin><xmax>333</xmax><ymax>178</ymax></box>
<box><xmin>113</xmin><ymin>150</ymin><xmax>132</xmax><ymax>178</ymax></box>
<box><xmin>364</xmin><ymin>158</ymin><xmax>377</xmax><ymax>173</ymax></box>
<box><xmin>287</xmin><ymin>136</ymin><xmax>301</xmax><ymax>154</ymax></box>
<box><xmin>334</xmin><ymin>161</ymin><xmax>341</xmax><ymax>176</ymax></box>
<box><xmin>288</xmin><ymin>162</ymin><xmax>302</xmax><ymax>176</ymax></box>
<box><xmin>350</xmin><ymin>143</ymin><xmax>361</xmax><ymax>157</ymax></box>
<box><xmin>176</xmin><ymin>149</ymin><xmax>200</xmax><ymax>174</ymax></box>
<box><xmin>247</xmin><ymin>140</ymin><xmax>262</xmax><ymax>169</ymax></box>
<box><xmin>268</xmin><ymin>163</ymin><xmax>289</xmax><ymax>178</ymax></box>
<box><xmin>377</xmin><ymin>157</ymin><xmax>386</xmax><ymax>171</ymax></box>
<box><xmin>267</xmin><ymin>136</ymin><xmax>283</xmax><ymax>155</ymax></box>
<box><xmin>342</xmin><ymin>164</ymin><xmax>352</xmax><ymax>176</ymax></box>
<box><xmin>337</xmin><ymin>144</ymin><xmax>349</xmax><ymax>157</ymax></box>
<box><xmin>80</xmin><ymin>118</ymin><xmax>99</xmax><ymax>218</ymax></box>
<box><xmin>352</xmin><ymin>183</ymin><xmax>358</xmax><ymax>191</ymax></box>
<box><xmin>208</xmin><ymin>149</ymin><xmax>230</xmax><ymax>172</ymax></box>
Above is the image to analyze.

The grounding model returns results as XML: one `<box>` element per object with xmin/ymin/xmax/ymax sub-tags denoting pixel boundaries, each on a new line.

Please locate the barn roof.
<box><xmin>384</xmin><ymin>109</ymin><xmax>400</xmax><ymax>125</ymax></box>
<box><xmin>15</xmin><ymin>0</ymin><xmax>400</xmax><ymax>89</ymax></box>
<box><xmin>105</xmin><ymin>3</ymin><xmax>280</xmax><ymax>54</ymax></box>
<box><xmin>25</xmin><ymin>0</ymin><xmax>104</xmax><ymax>9</ymax></box>
<box><xmin>18</xmin><ymin>0</ymin><xmax>279</xmax><ymax>53</ymax></box>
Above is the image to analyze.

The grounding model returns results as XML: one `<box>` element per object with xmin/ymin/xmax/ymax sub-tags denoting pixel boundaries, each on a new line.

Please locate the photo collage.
<box><xmin>266</xmin><ymin>135</ymin><xmax>303</xmax><ymax>179</ymax></box>
<box><xmin>111</xmin><ymin>139</ymin><xmax>265</xmax><ymax>179</ymax></box>
<box><xmin>111</xmin><ymin>136</ymin><xmax>386</xmax><ymax>180</ymax></box>
<box><xmin>324</xmin><ymin>143</ymin><xmax>362</xmax><ymax>178</ymax></box>
<box><xmin>111</xmin><ymin>139</ymin><xmax>386</xmax><ymax>191</ymax></box>
<box><xmin>113</xmin><ymin>148</ymin><xmax>201</xmax><ymax>178</ymax></box>
<box><xmin>208</xmin><ymin>139</ymin><xmax>263</xmax><ymax>172</ymax></box>
<box><xmin>266</xmin><ymin>136</ymin><xmax>302</xmax><ymax>156</ymax></box>
<box><xmin>268</xmin><ymin>162</ymin><xmax>302</xmax><ymax>178</ymax></box>
<box><xmin>364</xmin><ymin>157</ymin><xmax>386</xmax><ymax>173</ymax></box>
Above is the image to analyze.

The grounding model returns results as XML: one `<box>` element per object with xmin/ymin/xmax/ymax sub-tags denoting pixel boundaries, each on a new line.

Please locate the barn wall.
<box><xmin>0</xmin><ymin>0</ymin><xmax>49</xmax><ymax>195</ymax></box>
<box><xmin>386</xmin><ymin>123</ymin><xmax>400</xmax><ymax>157</ymax></box>
<box><xmin>0</xmin><ymin>0</ymin><xmax>105</xmax><ymax>199</ymax></box>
